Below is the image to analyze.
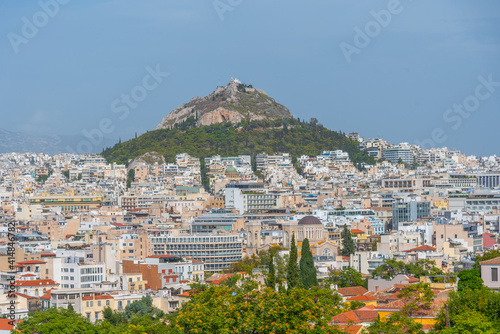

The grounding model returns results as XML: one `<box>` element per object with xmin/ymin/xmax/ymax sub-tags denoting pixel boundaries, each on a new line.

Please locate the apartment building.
<box><xmin>149</xmin><ymin>233</ymin><xmax>242</xmax><ymax>272</ymax></box>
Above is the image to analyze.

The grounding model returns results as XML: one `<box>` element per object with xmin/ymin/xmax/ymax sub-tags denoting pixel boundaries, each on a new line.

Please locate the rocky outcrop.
<box><xmin>156</xmin><ymin>79</ymin><xmax>292</xmax><ymax>129</ymax></box>
<box><xmin>128</xmin><ymin>151</ymin><xmax>165</xmax><ymax>170</ymax></box>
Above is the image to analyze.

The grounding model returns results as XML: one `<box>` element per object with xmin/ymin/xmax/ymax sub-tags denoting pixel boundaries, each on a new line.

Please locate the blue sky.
<box><xmin>1</xmin><ymin>0</ymin><xmax>499</xmax><ymax>155</ymax></box>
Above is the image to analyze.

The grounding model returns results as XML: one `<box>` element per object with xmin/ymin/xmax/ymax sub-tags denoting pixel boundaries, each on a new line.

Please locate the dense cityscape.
<box><xmin>2</xmin><ymin>1</ymin><xmax>499</xmax><ymax>333</ymax></box>
<box><xmin>1</xmin><ymin>131</ymin><xmax>500</xmax><ymax>332</ymax></box>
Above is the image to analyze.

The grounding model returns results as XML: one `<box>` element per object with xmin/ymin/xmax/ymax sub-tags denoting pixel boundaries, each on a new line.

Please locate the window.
<box><xmin>106</xmin><ymin>300</ymin><xmax>110</xmax><ymax>306</ymax></box>
<box><xmin>118</xmin><ymin>301</ymin><xmax>123</xmax><ymax>309</ymax></box>
<box><xmin>492</xmin><ymin>268</ymin><xmax>499</xmax><ymax>282</ymax></box>
<box><xmin>98</xmin><ymin>301</ymin><xmax>101</xmax><ymax>307</ymax></box>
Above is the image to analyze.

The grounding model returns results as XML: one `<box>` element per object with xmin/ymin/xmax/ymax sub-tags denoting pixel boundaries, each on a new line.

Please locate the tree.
<box><xmin>438</xmin><ymin>310</ymin><xmax>497</xmax><ymax>334</ymax></box>
<box><xmin>433</xmin><ymin>287</ymin><xmax>500</xmax><ymax>331</ymax></box>
<box><xmin>123</xmin><ymin>295</ymin><xmax>163</xmax><ymax>320</ymax></box>
<box><xmin>340</xmin><ymin>225</ymin><xmax>355</xmax><ymax>257</ymax></box>
<box><xmin>103</xmin><ymin>306</ymin><xmax>126</xmax><ymax>326</ymax></box>
<box><xmin>286</xmin><ymin>233</ymin><xmax>302</xmax><ymax>289</ymax></box>
<box><xmin>170</xmin><ymin>285</ymin><xmax>343</xmax><ymax>333</ymax></box>
<box><xmin>457</xmin><ymin>269</ymin><xmax>483</xmax><ymax>292</ymax></box>
<box><xmin>15</xmin><ymin>307</ymin><xmax>98</xmax><ymax>334</ymax></box>
<box><xmin>299</xmin><ymin>238</ymin><xmax>318</xmax><ymax>289</ymax></box>
<box><xmin>372</xmin><ymin>259</ymin><xmax>444</xmax><ymax>280</ymax></box>
<box><xmin>126</xmin><ymin>169</ymin><xmax>135</xmax><ymax>189</ymax></box>
<box><xmin>473</xmin><ymin>250</ymin><xmax>500</xmax><ymax>270</ymax></box>
<box><xmin>325</xmin><ymin>267</ymin><xmax>364</xmax><ymax>288</ymax></box>
<box><xmin>266</xmin><ymin>253</ymin><xmax>276</xmax><ymax>290</ymax></box>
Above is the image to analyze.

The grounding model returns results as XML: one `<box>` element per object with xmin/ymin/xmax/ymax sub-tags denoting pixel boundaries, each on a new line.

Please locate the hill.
<box><xmin>156</xmin><ymin>79</ymin><xmax>292</xmax><ymax>129</ymax></box>
<box><xmin>102</xmin><ymin>118</ymin><xmax>374</xmax><ymax>168</ymax></box>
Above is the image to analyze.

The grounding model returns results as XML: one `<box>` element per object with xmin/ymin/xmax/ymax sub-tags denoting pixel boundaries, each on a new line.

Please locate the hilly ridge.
<box><xmin>102</xmin><ymin>118</ymin><xmax>374</xmax><ymax>167</ymax></box>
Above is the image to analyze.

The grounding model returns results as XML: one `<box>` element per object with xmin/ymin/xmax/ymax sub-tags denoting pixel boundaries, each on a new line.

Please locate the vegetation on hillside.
<box><xmin>102</xmin><ymin>118</ymin><xmax>375</xmax><ymax>168</ymax></box>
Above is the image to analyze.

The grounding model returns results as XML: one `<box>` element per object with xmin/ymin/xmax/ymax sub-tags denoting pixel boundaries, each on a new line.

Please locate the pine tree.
<box><xmin>266</xmin><ymin>253</ymin><xmax>276</xmax><ymax>290</ymax></box>
<box><xmin>341</xmin><ymin>225</ymin><xmax>356</xmax><ymax>257</ymax></box>
<box><xmin>286</xmin><ymin>233</ymin><xmax>302</xmax><ymax>289</ymax></box>
<box><xmin>299</xmin><ymin>238</ymin><xmax>317</xmax><ymax>289</ymax></box>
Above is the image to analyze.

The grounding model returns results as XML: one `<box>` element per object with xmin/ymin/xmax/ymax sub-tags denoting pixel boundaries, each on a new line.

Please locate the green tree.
<box><xmin>266</xmin><ymin>252</ymin><xmax>276</xmax><ymax>290</ymax></box>
<box><xmin>457</xmin><ymin>269</ymin><xmax>483</xmax><ymax>292</ymax></box>
<box><xmin>287</xmin><ymin>233</ymin><xmax>302</xmax><ymax>289</ymax></box>
<box><xmin>340</xmin><ymin>225</ymin><xmax>356</xmax><ymax>257</ymax></box>
<box><xmin>170</xmin><ymin>285</ymin><xmax>343</xmax><ymax>333</ymax></box>
<box><xmin>438</xmin><ymin>309</ymin><xmax>497</xmax><ymax>334</ymax></box>
<box><xmin>473</xmin><ymin>250</ymin><xmax>500</xmax><ymax>270</ymax></box>
<box><xmin>123</xmin><ymin>295</ymin><xmax>163</xmax><ymax>320</ymax></box>
<box><xmin>126</xmin><ymin>169</ymin><xmax>135</xmax><ymax>189</ymax></box>
<box><xmin>433</xmin><ymin>287</ymin><xmax>500</xmax><ymax>331</ymax></box>
<box><xmin>103</xmin><ymin>306</ymin><xmax>126</xmax><ymax>326</ymax></box>
<box><xmin>15</xmin><ymin>307</ymin><xmax>99</xmax><ymax>334</ymax></box>
<box><xmin>325</xmin><ymin>267</ymin><xmax>364</xmax><ymax>288</ymax></box>
<box><xmin>299</xmin><ymin>238</ymin><xmax>318</xmax><ymax>289</ymax></box>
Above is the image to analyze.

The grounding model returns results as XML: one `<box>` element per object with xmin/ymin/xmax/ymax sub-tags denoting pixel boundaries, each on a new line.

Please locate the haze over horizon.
<box><xmin>1</xmin><ymin>0</ymin><xmax>499</xmax><ymax>156</ymax></box>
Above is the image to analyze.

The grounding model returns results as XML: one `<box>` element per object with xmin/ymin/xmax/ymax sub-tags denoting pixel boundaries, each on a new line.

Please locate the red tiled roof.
<box><xmin>40</xmin><ymin>290</ymin><xmax>52</xmax><ymax>300</ymax></box>
<box><xmin>347</xmin><ymin>294</ymin><xmax>377</xmax><ymax>301</ymax></box>
<box><xmin>13</xmin><ymin>292</ymin><xmax>36</xmax><ymax>299</ymax></box>
<box><xmin>14</xmin><ymin>279</ymin><xmax>58</xmax><ymax>287</ymax></box>
<box><xmin>17</xmin><ymin>260</ymin><xmax>46</xmax><ymax>265</ymax></box>
<box><xmin>82</xmin><ymin>295</ymin><xmax>113</xmax><ymax>300</ymax></box>
<box><xmin>330</xmin><ymin>309</ymin><xmax>378</xmax><ymax>324</ymax></box>
<box><xmin>337</xmin><ymin>286</ymin><xmax>368</xmax><ymax>297</ymax></box>
<box><xmin>350</xmin><ymin>229</ymin><xmax>364</xmax><ymax>234</ymax></box>
<box><xmin>403</xmin><ymin>245</ymin><xmax>436</xmax><ymax>252</ymax></box>
<box><xmin>41</xmin><ymin>253</ymin><xmax>56</xmax><ymax>257</ymax></box>
<box><xmin>20</xmin><ymin>274</ymin><xmax>36</xmax><ymax>277</ymax></box>
<box><xmin>480</xmin><ymin>256</ymin><xmax>500</xmax><ymax>265</ymax></box>
<box><xmin>0</xmin><ymin>319</ymin><xmax>20</xmax><ymax>330</ymax></box>
<box><xmin>178</xmin><ymin>291</ymin><xmax>191</xmax><ymax>297</ymax></box>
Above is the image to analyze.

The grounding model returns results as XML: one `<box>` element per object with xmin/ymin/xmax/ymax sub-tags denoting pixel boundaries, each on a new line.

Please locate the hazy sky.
<box><xmin>1</xmin><ymin>0</ymin><xmax>499</xmax><ymax>155</ymax></box>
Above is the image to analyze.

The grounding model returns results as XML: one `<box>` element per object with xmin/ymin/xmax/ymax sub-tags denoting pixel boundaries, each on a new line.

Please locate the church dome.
<box><xmin>225</xmin><ymin>166</ymin><xmax>237</xmax><ymax>173</ymax></box>
<box><xmin>298</xmin><ymin>216</ymin><xmax>322</xmax><ymax>225</ymax></box>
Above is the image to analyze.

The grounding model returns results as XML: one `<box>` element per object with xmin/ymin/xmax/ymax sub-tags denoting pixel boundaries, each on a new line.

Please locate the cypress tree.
<box><xmin>341</xmin><ymin>225</ymin><xmax>356</xmax><ymax>257</ymax></box>
<box><xmin>286</xmin><ymin>233</ymin><xmax>302</xmax><ymax>289</ymax></box>
<box><xmin>266</xmin><ymin>253</ymin><xmax>276</xmax><ymax>290</ymax></box>
<box><xmin>299</xmin><ymin>238</ymin><xmax>317</xmax><ymax>289</ymax></box>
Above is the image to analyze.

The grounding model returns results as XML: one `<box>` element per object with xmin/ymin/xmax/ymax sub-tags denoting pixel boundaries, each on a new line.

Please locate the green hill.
<box><xmin>102</xmin><ymin>118</ymin><xmax>374</xmax><ymax>168</ymax></box>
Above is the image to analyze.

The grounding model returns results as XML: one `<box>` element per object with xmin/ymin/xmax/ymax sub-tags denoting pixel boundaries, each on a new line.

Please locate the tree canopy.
<box><xmin>340</xmin><ymin>225</ymin><xmax>356</xmax><ymax>257</ymax></box>
<box><xmin>287</xmin><ymin>233</ymin><xmax>303</xmax><ymax>289</ymax></box>
<box><xmin>300</xmin><ymin>238</ymin><xmax>318</xmax><ymax>289</ymax></box>
<box><xmin>102</xmin><ymin>119</ymin><xmax>375</xmax><ymax>169</ymax></box>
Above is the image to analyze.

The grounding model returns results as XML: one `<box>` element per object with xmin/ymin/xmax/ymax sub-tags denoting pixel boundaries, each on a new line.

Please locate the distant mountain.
<box><xmin>0</xmin><ymin>128</ymin><xmax>116</xmax><ymax>154</ymax></box>
<box><xmin>156</xmin><ymin>79</ymin><xmax>292</xmax><ymax>129</ymax></box>
<box><xmin>103</xmin><ymin>80</ymin><xmax>375</xmax><ymax>170</ymax></box>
